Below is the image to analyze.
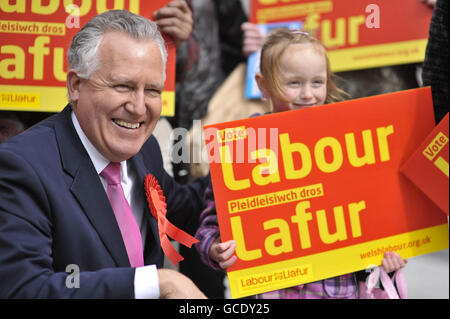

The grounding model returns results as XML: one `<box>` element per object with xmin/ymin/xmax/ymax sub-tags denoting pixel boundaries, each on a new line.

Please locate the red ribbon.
<box><xmin>145</xmin><ymin>174</ymin><xmax>199</xmax><ymax>266</ymax></box>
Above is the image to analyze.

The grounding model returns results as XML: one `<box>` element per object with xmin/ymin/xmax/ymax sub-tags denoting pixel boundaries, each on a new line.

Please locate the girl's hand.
<box><xmin>381</xmin><ymin>252</ymin><xmax>408</xmax><ymax>273</ymax></box>
<box><xmin>209</xmin><ymin>237</ymin><xmax>237</xmax><ymax>270</ymax></box>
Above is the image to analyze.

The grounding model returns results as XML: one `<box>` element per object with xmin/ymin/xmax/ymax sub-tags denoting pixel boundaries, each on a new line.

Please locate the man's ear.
<box><xmin>66</xmin><ymin>69</ymin><xmax>81</xmax><ymax>104</ymax></box>
<box><xmin>255</xmin><ymin>72</ymin><xmax>269</xmax><ymax>101</ymax></box>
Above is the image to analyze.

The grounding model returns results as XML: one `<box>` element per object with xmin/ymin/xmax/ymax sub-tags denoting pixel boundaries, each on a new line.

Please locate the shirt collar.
<box><xmin>71</xmin><ymin>111</ymin><xmax>128</xmax><ymax>182</ymax></box>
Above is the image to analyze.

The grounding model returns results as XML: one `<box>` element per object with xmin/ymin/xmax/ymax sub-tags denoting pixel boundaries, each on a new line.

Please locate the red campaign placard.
<box><xmin>205</xmin><ymin>87</ymin><xmax>449</xmax><ymax>298</ymax></box>
<box><xmin>400</xmin><ymin>113</ymin><xmax>449</xmax><ymax>215</ymax></box>
<box><xmin>0</xmin><ymin>0</ymin><xmax>175</xmax><ymax>115</ymax></box>
<box><xmin>249</xmin><ymin>0</ymin><xmax>433</xmax><ymax>72</ymax></box>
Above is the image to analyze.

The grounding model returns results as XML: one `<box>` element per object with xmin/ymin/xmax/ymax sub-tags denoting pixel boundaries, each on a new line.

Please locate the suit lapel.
<box><xmin>129</xmin><ymin>153</ymin><xmax>161</xmax><ymax>252</ymax></box>
<box><xmin>55</xmin><ymin>106</ymin><xmax>130</xmax><ymax>267</ymax></box>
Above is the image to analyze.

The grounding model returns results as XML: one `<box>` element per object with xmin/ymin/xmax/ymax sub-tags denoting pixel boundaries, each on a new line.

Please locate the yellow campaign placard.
<box><xmin>249</xmin><ymin>0</ymin><xmax>433</xmax><ymax>72</ymax></box>
<box><xmin>229</xmin><ymin>224</ymin><xmax>448</xmax><ymax>297</ymax></box>
<box><xmin>228</xmin><ymin>183</ymin><xmax>324</xmax><ymax>214</ymax></box>
<box><xmin>0</xmin><ymin>84</ymin><xmax>174</xmax><ymax>116</ymax></box>
<box><xmin>422</xmin><ymin>132</ymin><xmax>448</xmax><ymax>161</ymax></box>
<box><xmin>0</xmin><ymin>91</ymin><xmax>40</xmax><ymax>109</ymax></box>
<box><xmin>401</xmin><ymin>113</ymin><xmax>449</xmax><ymax>215</ymax></box>
<box><xmin>0</xmin><ymin>1</ymin><xmax>176</xmax><ymax>116</ymax></box>
<box><xmin>255</xmin><ymin>1</ymin><xmax>333</xmax><ymax>23</ymax></box>
<box><xmin>0</xmin><ymin>85</ymin><xmax>65</xmax><ymax>111</ymax></box>
<box><xmin>0</xmin><ymin>20</ymin><xmax>66</xmax><ymax>36</ymax></box>
<box><xmin>328</xmin><ymin>39</ymin><xmax>428</xmax><ymax>72</ymax></box>
<box><xmin>205</xmin><ymin>88</ymin><xmax>449</xmax><ymax>298</ymax></box>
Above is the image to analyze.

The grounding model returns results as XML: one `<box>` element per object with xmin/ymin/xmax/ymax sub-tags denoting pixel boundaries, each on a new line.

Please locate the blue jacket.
<box><xmin>0</xmin><ymin>105</ymin><xmax>207</xmax><ymax>298</ymax></box>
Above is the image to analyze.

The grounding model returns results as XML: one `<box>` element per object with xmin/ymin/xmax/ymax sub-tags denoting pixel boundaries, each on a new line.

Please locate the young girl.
<box><xmin>196</xmin><ymin>29</ymin><xmax>407</xmax><ymax>299</ymax></box>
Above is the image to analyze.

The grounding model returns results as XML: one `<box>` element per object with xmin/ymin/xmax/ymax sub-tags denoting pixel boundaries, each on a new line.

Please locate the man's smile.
<box><xmin>112</xmin><ymin>119</ymin><xmax>142</xmax><ymax>129</ymax></box>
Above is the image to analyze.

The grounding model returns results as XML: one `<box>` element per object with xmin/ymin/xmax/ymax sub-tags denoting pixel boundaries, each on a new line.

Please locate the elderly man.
<box><xmin>0</xmin><ymin>9</ymin><xmax>206</xmax><ymax>299</ymax></box>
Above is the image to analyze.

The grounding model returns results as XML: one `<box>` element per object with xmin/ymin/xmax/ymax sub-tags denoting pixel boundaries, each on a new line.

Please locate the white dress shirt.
<box><xmin>71</xmin><ymin>111</ymin><xmax>159</xmax><ymax>299</ymax></box>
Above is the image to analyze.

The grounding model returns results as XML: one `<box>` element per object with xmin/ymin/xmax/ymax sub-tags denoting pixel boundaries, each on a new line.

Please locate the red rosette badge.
<box><xmin>145</xmin><ymin>174</ymin><xmax>199</xmax><ymax>266</ymax></box>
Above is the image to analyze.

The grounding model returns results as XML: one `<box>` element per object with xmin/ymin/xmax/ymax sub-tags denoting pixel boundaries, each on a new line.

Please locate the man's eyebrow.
<box><xmin>148</xmin><ymin>82</ymin><xmax>165</xmax><ymax>91</ymax></box>
<box><xmin>109</xmin><ymin>76</ymin><xmax>164</xmax><ymax>90</ymax></box>
<box><xmin>109</xmin><ymin>76</ymin><xmax>134</xmax><ymax>84</ymax></box>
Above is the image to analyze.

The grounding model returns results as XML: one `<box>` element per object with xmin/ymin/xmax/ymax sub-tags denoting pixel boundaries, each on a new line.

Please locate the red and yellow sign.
<box><xmin>249</xmin><ymin>0</ymin><xmax>433</xmax><ymax>72</ymax></box>
<box><xmin>205</xmin><ymin>87</ymin><xmax>449</xmax><ymax>298</ymax></box>
<box><xmin>401</xmin><ymin>113</ymin><xmax>449</xmax><ymax>215</ymax></box>
<box><xmin>0</xmin><ymin>0</ymin><xmax>175</xmax><ymax>115</ymax></box>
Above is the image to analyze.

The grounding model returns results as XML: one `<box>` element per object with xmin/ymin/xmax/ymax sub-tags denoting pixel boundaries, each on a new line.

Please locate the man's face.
<box><xmin>69</xmin><ymin>31</ymin><xmax>165</xmax><ymax>162</ymax></box>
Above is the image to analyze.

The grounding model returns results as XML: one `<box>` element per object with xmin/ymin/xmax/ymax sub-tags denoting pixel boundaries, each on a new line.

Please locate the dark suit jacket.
<box><xmin>0</xmin><ymin>105</ymin><xmax>208</xmax><ymax>298</ymax></box>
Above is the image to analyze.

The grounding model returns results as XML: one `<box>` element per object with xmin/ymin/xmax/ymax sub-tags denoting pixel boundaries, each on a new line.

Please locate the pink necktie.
<box><xmin>101</xmin><ymin>162</ymin><xmax>144</xmax><ymax>267</ymax></box>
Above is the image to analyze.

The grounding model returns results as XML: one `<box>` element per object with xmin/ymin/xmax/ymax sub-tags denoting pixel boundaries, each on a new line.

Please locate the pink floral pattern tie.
<box><xmin>101</xmin><ymin>162</ymin><xmax>144</xmax><ymax>267</ymax></box>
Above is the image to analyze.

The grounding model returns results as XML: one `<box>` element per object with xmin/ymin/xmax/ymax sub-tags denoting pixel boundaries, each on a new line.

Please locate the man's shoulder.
<box><xmin>139</xmin><ymin>134</ymin><xmax>161</xmax><ymax>155</ymax></box>
<box><xmin>136</xmin><ymin>134</ymin><xmax>165</xmax><ymax>174</ymax></box>
<box><xmin>0</xmin><ymin>113</ymin><xmax>60</xmax><ymax>158</ymax></box>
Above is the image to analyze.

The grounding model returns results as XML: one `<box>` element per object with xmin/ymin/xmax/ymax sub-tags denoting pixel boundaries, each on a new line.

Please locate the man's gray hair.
<box><xmin>68</xmin><ymin>10</ymin><xmax>167</xmax><ymax>81</ymax></box>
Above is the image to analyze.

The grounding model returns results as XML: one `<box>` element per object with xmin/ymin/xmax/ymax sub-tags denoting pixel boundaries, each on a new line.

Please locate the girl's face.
<box><xmin>259</xmin><ymin>43</ymin><xmax>328</xmax><ymax>113</ymax></box>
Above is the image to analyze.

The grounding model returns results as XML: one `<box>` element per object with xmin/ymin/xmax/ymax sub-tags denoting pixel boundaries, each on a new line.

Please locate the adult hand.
<box><xmin>209</xmin><ymin>237</ymin><xmax>237</xmax><ymax>269</ymax></box>
<box><xmin>158</xmin><ymin>268</ymin><xmax>207</xmax><ymax>299</ymax></box>
<box><xmin>153</xmin><ymin>0</ymin><xmax>193</xmax><ymax>48</ymax></box>
<box><xmin>241</xmin><ymin>22</ymin><xmax>265</xmax><ymax>57</ymax></box>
